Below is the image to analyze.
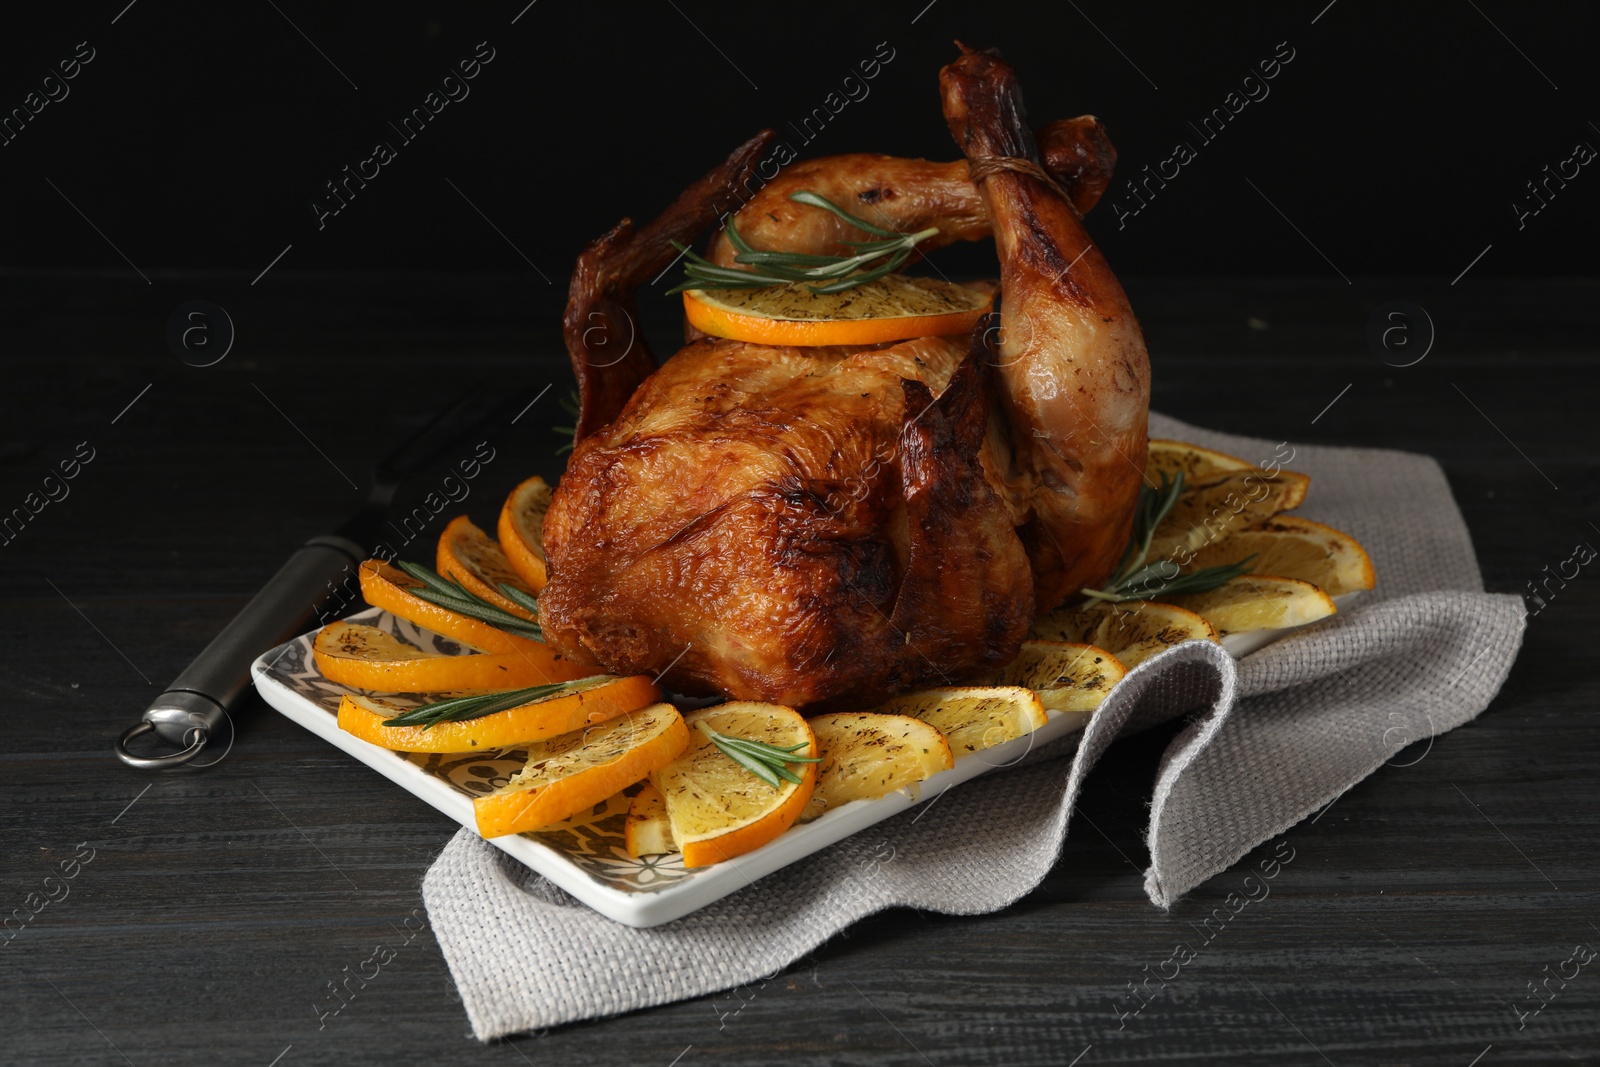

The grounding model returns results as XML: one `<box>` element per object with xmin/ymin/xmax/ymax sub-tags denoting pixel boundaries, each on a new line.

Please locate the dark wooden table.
<box><xmin>3</xmin><ymin>274</ymin><xmax>1595</xmax><ymax>1066</ymax></box>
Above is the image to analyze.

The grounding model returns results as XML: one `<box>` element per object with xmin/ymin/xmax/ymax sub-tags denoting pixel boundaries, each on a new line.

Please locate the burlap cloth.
<box><xmin>422</xmin><ymin>413</ymin><xmax>1527</xmax><ymax>1039</ymax></box>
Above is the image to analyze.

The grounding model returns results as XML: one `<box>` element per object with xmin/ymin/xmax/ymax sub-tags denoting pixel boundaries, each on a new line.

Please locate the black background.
<box><xmin>2</xmin><ymin>0</ymin><xmax>1595</xmax><ymax>314</ymax></box>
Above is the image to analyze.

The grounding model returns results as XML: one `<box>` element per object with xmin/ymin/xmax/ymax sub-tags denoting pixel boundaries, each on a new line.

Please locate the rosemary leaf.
<box><xmin>384</xmin><ymin>680</ymin><xmax>579</xmax><ymax>729</ymax></box>
<box><xmin>1151</xmin><ymin>557</ymin><xmax>1260</xmax><ymax>598</ymax></box>
<box><xmin>712</xmin><ymin>739</ymin><xmax>809</xmax><ymax>784</ymax></box>
<box><xmin>394</xmin><ymin>561</ymin><xmax>543</xmax><ymax>640</ymax></box>
<box><xmin>695</xmin><ymin>721</ymin><xmax>821</xmax><ymax>790</ymax></box>
<box><xmin>414</xmin><ymin>591</ymin><xmax>543</xmax><ymax>639</ymax></box>
<box><xmin>1078</xmin><ymin>470</ymin><xmax>1262</xmax><ymax>604</ymax></box>
<box><xmin>670</xmin><ymin>191</ymin><xmax>940</xmax><ymax>296</ymax></box>
<box><xmin>397</xmin><ymin>560</ymin><xmax>464</xmax><ymax>596</ymax></box>
<box><xmin>732</xmin><ymin>248</ymin><xmax>851</xmax><ymax>268</ymax></box>
<box><xmin>498</xmin><ymin>583</ymin><xmax>541</xmax><ymax>615</ymax></box>
<box><xmin>410</xmin><ymin>586</ymin><xmax>540</xmax><ymax>635</ymax></box>
<box><xmin>787</xmin><ymin>190</ymin><xmax>902</xmax><ymax>238</ymax></box>
<box><xmin>554</xmin><ymin>388</ymin><xmax>579</xmax><ymax>456</ymax></box>
<box><xmin>729</xmin><ymin>750</ymin><xmax>783</xmax><ymax>789</ymax></box>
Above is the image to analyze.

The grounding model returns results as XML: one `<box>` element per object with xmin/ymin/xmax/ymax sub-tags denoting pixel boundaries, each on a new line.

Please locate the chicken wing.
<box><xmin>566</xmin><ymin>118</ymin><xmax>1115</xmax><ymax>441</ymax></box>
<box><xmin>565</xmin><ymin>130</ymin><xmax>774</xmax><ymax>440</ymax></box>
<box><xmin>706</xmin><ymin>116</ymin><xmax>1115</xmax><ymax>268</ymax></box>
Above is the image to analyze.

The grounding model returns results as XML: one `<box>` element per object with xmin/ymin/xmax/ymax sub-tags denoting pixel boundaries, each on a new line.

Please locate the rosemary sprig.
<box><xmin>668</xmin><ymin>190</ymin><xmax>939</xmax><ymax>296</ymax></box>
<box><xmin>498</xmin><ymin>582</ymin><xmax>541</xmax><ymax>615</ymax></box>
<box><xmin>384</xmin><ymin>678</ymin><xmax>599</xmax><ymax>729</ymax></box>
<box><xmin>1079</xmin><ymin>471</ymin><xmax>1259</xmax><ymax>604</ymax></box>
<box><xmin>553</xmin><ymin>388</ymin><xmax>579</xmax><ymax>457</ymax></box>
<box><xmin>696</xmin><ymin>720</ymin><xmax>822</xmax><ymax>789</ymax></box>
<box><xmin>395</xmin><ymin>560</ymin><xmax>543</xmax><ymax>640</ymax></box>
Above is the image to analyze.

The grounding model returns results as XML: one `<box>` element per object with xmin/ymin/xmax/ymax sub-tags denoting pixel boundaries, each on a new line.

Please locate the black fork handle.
<box><xmin>114</xmin><ymin>534</ymin><xmax>362</xmax><ymax>769</ymax></box>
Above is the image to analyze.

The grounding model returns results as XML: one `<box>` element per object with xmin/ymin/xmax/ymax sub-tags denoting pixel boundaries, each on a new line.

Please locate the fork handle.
<box><xmin>115</xmin><ymin>534</ymin><xmax>363</xmax><ymax>768</ymax></box>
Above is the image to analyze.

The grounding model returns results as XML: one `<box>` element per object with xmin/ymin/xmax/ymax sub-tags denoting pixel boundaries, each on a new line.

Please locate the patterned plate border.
<box><xmin>251</xmin><ymin>600</ymin><xmax>1350</xmax><ymax>926</ymax></box>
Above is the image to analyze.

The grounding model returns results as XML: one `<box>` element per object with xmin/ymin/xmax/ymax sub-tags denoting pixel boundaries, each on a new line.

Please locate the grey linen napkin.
<box><xmin>422</xmin><ymin>413</ymin><xmax>1527</xmax><ymax>1039</ymax></box>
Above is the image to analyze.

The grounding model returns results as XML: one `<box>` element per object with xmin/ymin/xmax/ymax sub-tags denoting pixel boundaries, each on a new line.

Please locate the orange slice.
<box><xmin>335</xmin><ymin>674</ymin><xmax>659</xmax><ymax>752</ymax></box>
<box><xmin>624</xmin><ymin>782</ymin><xmax>678</xmax><ymax>857</ymax></box>
<box><xmin>1141</xmin><ymin>439</ymin><xmax>1312</xmax><ymax>559</ymax></box>
<box><xmin>682</xmin><ymin>273</ymin><xmax>992</xmax><ymax>347</ymax></box>
<box><xmin>1032</xmin><ymin>601</ymin><xmax>1219</xmax><ymax>669</ymax></box>
<box><xmin>799</xmin><ymin>713</ymin><xmax>953</xmax><ymax>822</ymax></box>
<box><xmin>1146</xmin><ymin>439</ymin><xmax>1256</xmax><ymax>482</ymax></box>
<box><xmin>357</xmin><ymin>559</ymin><xmax>540</xmax><ymax>655</ymax></box>
<box><xmin>497</xmin><ymin>476</ymin><xmax>555</xmax><ymax>592</ymax></box>
<box><xmin>1163</xmin><ymin>575</ymin><xmax>1337</xmax><ymax>638</ymax></box>
<box><xmin>1186</xmin><ymin>515</ymin><xmax>1375</xmax><ymax>596</ymax></box>
<box><xmin>871</xmin><ymin>686</ymin><xmax>1048</xmax><ymax>759</ymax></box>
<box><xmin>997</xmin><ymin>640</ymin><xmax>1127</xmax><ymax>713</ymax></box>
<box><xmin>1147</xmin><ymin>467</ymin><xmax>1311</xmax><ymax>560</ymax></box>
<box><xmin>474</xmin><ymin>702</ymin><xmax>690</xmax><ymax>837</ymax></box>
<box><xmin>311</xmin><ymin>621</ymin><xmax>588</xmax><ymax>692</ymax></box>
<box><xmin>650</xmin><ymin>703</ymin><xmax>818</xmax><ymax>868</ymax></box>
<box><xmin>437</xmin><ymin>515</ymin><xmax>538</xmax><ymax>619</ymax></box>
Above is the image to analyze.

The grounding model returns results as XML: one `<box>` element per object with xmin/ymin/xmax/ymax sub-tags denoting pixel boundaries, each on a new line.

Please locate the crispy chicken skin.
<box><xmin>540</xmin><ymin>47</ymin><xmax>1148</xmax><ymax>705</ymax></box>
<box><xmin>567</xmin><ymin>118</ymin><xmax>1115</xmax><ymax>442</ymax></box>
<box><xmin>538</xmin><ymin>332</ymin><xmax>1030</xmax><ymax>706</ymax></box>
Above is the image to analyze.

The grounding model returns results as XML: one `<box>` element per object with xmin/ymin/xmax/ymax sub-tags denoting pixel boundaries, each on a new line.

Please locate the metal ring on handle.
<box><xmin>114</xmin><ymin>721</ymin><xmax>208</xmax><ymax>769</ymax></box>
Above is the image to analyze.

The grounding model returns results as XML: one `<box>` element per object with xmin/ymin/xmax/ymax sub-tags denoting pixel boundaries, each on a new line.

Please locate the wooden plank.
<box><xmin>1</xmin><ymin>275</ymin><xmax>1594</xmax><ymax>1065</ymax></box>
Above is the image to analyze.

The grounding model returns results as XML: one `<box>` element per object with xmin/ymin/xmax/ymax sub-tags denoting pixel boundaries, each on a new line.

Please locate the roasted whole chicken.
<box><xmin>538</xmin><ymin>47</ymin><xmax>1151</xmax><ymax>707</ymax></box>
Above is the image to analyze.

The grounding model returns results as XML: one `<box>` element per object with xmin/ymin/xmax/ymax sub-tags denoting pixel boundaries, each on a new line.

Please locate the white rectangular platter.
<box><xmin>251</xmin><ymin>603</ymin><xmax>1331</xmax><ymax>927</ymax></box>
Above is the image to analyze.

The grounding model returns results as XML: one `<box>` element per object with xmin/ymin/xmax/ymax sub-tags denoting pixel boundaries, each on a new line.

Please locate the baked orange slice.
<box><xmin>1145</xmin><ymin>439</ymin><xmax>1256</xmax><ymax>482</ymax></box>
<box><xmin>497</xmin><ymin>476</ymin><xmax>555</xmax><ymax>592</ymax></box>
<box><xmin>799</xmin><ymin>713</ymin><xmax>953</xmax><ymax>822</ymax></box>
<box><xmin>1146</xmin><ymin>467</ymin><xmax>1311</xmax><ymax>560</ymax></box>
<box><xmin>997</xmin><ymin>640</ymin><xmax>1127</xmax><ymax>713</ymax></box>
<box><xmin>436</xmin><ymin>515</ymin><xmax>538</xmax><ymax>619</ymax></box>
<box><xmin>1032</xmin><ymin>601</ymin><xmax>1219</xmax><ymax>669</ymax></box>
<box><xmin>651</xmin><ymin>703</ymin><xmax>818</xmax><ymax>868</ymax></box>
<box><xmin>1186</xmin><ymin>515</ymin><xmax>1375</xmax><ymax>596</ymax></box>
<box><xmin>311</xmin><ymin>621</ymin><xmax>587</xmax><ymax>691</ymax></box>
<box><xmin>624</xmin><ymin>782</ymin><xmax>678</xmax><ymax>857</ymax></box>
<box><xmin>1141</xmin><ymin>439</ymin><xmax>1312</xmax><ymax>558</ymax></box>
<box><xmin>335</xmin><ymin>674</ymin><xmax>659</xmax><ymax>752</ymax></box>
<box><xmin>1163</xmin><ymin>575</ymin><xmax>1337</xmax><ymax>637</ymax></box>
<box><xmin>474</xmin><ymin>702</ymin><xmax>690</xmax><ymax>837</ymax></box>
<box><xmin>872</xmin><ymin>686</ymin><xmax>1048</xmax><ymax>759</ymax></box>
<box><xmin>683</xmin><ymin>274</ymin><xmax>991</xmax><ymax>347</ymax></box>
<box><xmin>357</xmin><ymin>559</ymin><xmax>539</xmax><ymax>655</ymax></box>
